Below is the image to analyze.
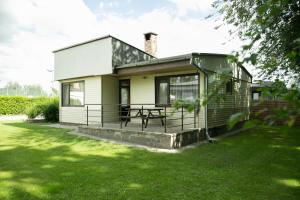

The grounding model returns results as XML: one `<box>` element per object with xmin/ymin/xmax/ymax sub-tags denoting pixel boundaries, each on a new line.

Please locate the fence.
<box><xmin>85</xmin><ymin>104</ymin><xmax>199</xmax><ymax>133</ymax></box>
<box><xmin>251</xmin><ymin>100</ymin><xmax>300</xmax><ymax>126</ymax></box>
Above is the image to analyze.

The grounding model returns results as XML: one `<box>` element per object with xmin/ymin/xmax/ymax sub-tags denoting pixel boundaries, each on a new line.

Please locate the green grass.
<box><xmin>0</xmin><ymin>122</ymin><xmax>299</xmax><ymax>200</ymax></box>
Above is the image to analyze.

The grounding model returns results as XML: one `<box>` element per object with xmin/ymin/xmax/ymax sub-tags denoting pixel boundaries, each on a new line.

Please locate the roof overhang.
<box><xmin>116</xmin><ymin>54</ymin><xmax>196</xmax><ymax>76</ymax></box>
<box><xmin>116</xmin><ymin>59</ymin><xmax>195</xmax><ymax>76</ymax></box>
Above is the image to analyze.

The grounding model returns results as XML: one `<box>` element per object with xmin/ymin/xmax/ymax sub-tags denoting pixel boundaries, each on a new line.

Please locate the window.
<box><xmin>226</xmin><ymin>79</ymin><xmax>233</xmax><ymax>94</ymax></box>
<box><xmin>253</xmin><ymin>92</ymin><xmax>260</xmax><ymax>100</ymax></box>
<box><xmin>155</xmin><ymin>74</ymin><xmax>199</xmax><ymax>105</ymax></box>
<box><xmin>62</xmin><ymin>81</ymin><xmax>84</xmax><ymax>106</ymax></box>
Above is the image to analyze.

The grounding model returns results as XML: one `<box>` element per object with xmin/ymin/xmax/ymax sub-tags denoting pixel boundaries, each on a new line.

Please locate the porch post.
<box><xmin>120</xmin><ymin>105</ymin><xmax>122</xmax><ymax>129</ymax></box>
<box><xmin>141</xmin><ymin>106</ymin><xmax>144</xmax><ymax>131</ymax></box>
<box><xmin>86</xmin><ymin>105</ymin><xmax>89</xmax><ymax>126</ymax></box>
<box><xmin>181</xmin><ymin>106</ymin><xmax>184</xmax><ymax>131</ymax></box>
<box><xmin>164</xmin><ymin>105</ymin><xmax>167</xmax><ymax>133</ymax></box>
<box><xmin>101</xmin><ymin>105</ymin><xmax>104</xmax><ymax>127</ymax></box>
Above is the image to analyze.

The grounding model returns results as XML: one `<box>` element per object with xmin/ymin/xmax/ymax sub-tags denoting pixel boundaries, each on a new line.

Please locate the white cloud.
<box><xmin>0</xmin><ymin>0</ymin><xmax>101</xmax><ymax>89</ymax></box>
<box><xmin>167</xmin><ymin>0</ymin><xmax>214</xmax><ymax>16</ymax></box>
<box><xmin>0</xmin><ymin>0</ymin><xmax>251</xmax><ymax>90</ymax></box>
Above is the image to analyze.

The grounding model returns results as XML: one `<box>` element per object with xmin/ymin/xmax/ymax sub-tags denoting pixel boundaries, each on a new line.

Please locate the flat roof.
<box><xmin>117</xmin><ymin>52</ymin><xmax>252</xmax><ymax>78</ymax></box>
<box><xmin>52</xmin><ymin>35</ymin><xmax>155</xmax><ymax>58</ymax></box>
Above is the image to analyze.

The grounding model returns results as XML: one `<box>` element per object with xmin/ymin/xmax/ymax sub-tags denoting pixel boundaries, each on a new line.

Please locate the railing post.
<box><xmin>141</xmin><ymin>106</ymin><xmax>144</xmax><ymax>131</ymax></box>
<box><xmin>181</xmin><ymin>106</ymin><xmax>184</xmax><ymax>131</ymax></box>
<box><xmin>86</xmin><ymin>105</ymin><xmax>89</xmax><ymax>126</ymax></box>
<box><xmin>120</xmin><ymin>105</ymin><xmax>122</xmax><ymax>129</ymax></box>
<box><xmin>101</xmin><ymin>105</ymin><xmax>104</xmax><ymax>127</ymax></box>
<box><xmin>194</xmin><ymin>105</ymin><xmax>196</xmax><ymax>128</ymax></box>
<box><xmin>164</xmin><ymin>105</ymin><xmax>167</xmax><ymax>133</ymax></box>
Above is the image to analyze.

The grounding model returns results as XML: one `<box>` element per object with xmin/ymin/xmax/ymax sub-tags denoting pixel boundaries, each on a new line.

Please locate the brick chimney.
<box><xmin>144</xmin><ymin>32</ymin><xmax>157</xmax><ymax>57</ymax></box>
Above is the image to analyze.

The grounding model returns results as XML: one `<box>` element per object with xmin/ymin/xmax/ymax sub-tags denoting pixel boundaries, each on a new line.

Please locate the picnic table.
<box><xmin>123</xmin><ymin>107</ymin><xmax>165</xmax><ymax>128</ymax></box>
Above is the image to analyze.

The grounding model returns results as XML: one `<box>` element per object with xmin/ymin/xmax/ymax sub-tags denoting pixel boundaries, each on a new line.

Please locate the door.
<box><xmin>119</xmin><ymin>80</ymin><xmax>130</xmax><ymax>120</ymax></box>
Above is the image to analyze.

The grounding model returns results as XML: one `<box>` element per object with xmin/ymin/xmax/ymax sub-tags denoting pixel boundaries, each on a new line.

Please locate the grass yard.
<box><xmin>0</xmin><ymin>122</ymin><xmax>299</xmax><ymax>200</ymax></box>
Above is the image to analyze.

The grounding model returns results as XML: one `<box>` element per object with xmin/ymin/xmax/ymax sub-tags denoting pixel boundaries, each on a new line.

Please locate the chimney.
<box><xmin>144</xmin><ymin>32</ymin><xmax>157</xmax><ymax>57</ymax></box>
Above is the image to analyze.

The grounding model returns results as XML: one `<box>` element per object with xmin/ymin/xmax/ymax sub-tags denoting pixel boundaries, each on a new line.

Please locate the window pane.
<box><xmin>121</xmin><ymin>88</ymin><xmax>130</xmax><ymax>104</ymax></box>
<box><xmin>159</xmin><ymin>82</ymin><xmax>168</xmax><ymax>105</ymax></box>
<box><xmin>70</xmin><ymin>82</ymin><xmax>84</xmax><ymax>106</ymax></box>
<box><xmin>253</xmin><ymin>92</ymin><xmax>259</xmax><ymax>100</ymax></box>
<box><xmin>170</xmin><ymin>75</ymin><xmax>198</xmax><ymax>103</ymax></box>
<box><xmin>62</xmin><ymin>84</ymin><xmax>70</xmax><ymax>106</ymax></box>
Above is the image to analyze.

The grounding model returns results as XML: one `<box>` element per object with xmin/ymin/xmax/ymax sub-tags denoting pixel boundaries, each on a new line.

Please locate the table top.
<box><xmin>129</xmin><ymin>107</ymin><xmax>163</xmax><ymax>111</ymax></box>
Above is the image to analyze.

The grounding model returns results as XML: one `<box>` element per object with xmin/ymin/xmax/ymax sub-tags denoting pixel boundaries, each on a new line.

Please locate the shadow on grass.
<box><xmin>0</xmin><ymin>122</ymin><xmax>299</xmax><ymax>200</ymax></box>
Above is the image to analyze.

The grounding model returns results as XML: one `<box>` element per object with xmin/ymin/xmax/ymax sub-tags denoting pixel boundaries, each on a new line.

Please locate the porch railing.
<box><xmin>84</xmin><ymin>104</ymin><xmax>199</xmax><ymax>133</ymax></box>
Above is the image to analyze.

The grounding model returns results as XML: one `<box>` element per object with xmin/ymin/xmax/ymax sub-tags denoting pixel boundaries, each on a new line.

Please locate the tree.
<box><xmin>213</xmin><ymin>0</ymin><xmax>300</xmax><ymax>128</ymax></box>
<box><xmin>0</xmin><ymin>82</ymin><xmax>48</xmax><ymax>97</ymax></box>
<box><xmin>213</xmin><ymin>0</ymin><xmax>300</xmax><ymax>81</ymax></box>
<box><xmin>174</xmin><ymin>1</ymin><xmax>300</xmax><ymax>131</ymax></box>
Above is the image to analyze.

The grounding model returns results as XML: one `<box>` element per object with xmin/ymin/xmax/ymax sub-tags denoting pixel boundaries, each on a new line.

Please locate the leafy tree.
<box><xmin>213</xmin><ymin>0</ymin><xmax>300</xmax><ymax>81</ymax></box>
<box><xmin>174</xmin><ymin>1</ymin><xmax>300</xmax><ymax>132</ymax></box>
<box><xmin>0</xmin><ymin>82</ymin><xmax>48</xmax><ymax>97</ymax></box>
<box><xmin>210</xmin><ymin>0</ymin><xmax>300</xmax><ymax>128</ymax></box>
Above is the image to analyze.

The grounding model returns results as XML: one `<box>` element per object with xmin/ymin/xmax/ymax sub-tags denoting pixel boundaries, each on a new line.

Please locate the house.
<box><xmin>251</xmin><ymin>81</ymin><xmax>273</xmax><ymax>100</ymax></box>
<box><xmin>53</xmin><ymin>33</ymin><xmax>252</xmax><ymax>148</ymax></box>
<box><xmin>251</xmin><ymin>81</ymin><xmax>286</xmax><ymax>101</ymax></box>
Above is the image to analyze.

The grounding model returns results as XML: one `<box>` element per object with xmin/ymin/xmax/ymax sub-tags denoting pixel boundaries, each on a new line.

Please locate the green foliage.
<box><xmin>25</xmin><ymin>104</ymin><xmax>43</xmax><ymax>119</ymax></box>
<box><xmin>172</xmin><ymin>99</ymin><xmax>200</xmax><ymax>113</ymax></box>
<box><xmin>0</xmin><ymin>96</ymin><xmax>48</xmax><ymax>115</ymax></box>
<box><xmin>214</xmin><ymin>0</ymin><xmax>300</xmax><ymax>81</ymax></box>
<box><xmin>42</xmin><ymin>98</ymin><xmax>59</xmax><ymax>122</ymax></box>
<box><xmin>0</xmin><ymin>82</ymin><xmax>48</xmax><ymax>97</ymax></box>
<box><xmin>213</xmin><ymin>0</ymin><xmax>300</xmax><ymax>129</ymax></box>
<box><xmin>25</xmin><ymin>97</ymin><xmax>59</xmax><ymax>122</ymax></box>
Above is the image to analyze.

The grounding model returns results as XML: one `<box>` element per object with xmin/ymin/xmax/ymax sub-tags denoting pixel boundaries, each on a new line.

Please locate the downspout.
<box><xmin>191</xmin><ymin>57</ymin><xmax>213</xmax><ymax>142</ymax></box>
<box><xmin>203</xmin><ymin>70</ymin><xmax>213</xmax><ymax>143</ymax></box>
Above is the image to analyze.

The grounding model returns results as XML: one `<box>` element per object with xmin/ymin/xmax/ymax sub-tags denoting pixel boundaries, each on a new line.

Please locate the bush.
<box><xmin>0</xmin><ymin>96</ymin><xmax>48</xmax><ymax>115</ymax></box>
<box><xmin>42</xmin><ymin>98</ymin><xmax>59</xmax><ymax>122</ymax></box>
<box><xmin>25</xmin><ymin>105</ymin><xmax>42</xmax><ymax>119</ymax></box>
<box><xmin>25</xmin><ymin>97</ymin><xmax>59</xmax><ymax>122</ymax></box>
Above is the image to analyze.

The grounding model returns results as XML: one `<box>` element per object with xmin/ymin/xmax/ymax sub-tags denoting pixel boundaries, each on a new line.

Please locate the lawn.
<box><xmin>0</xmin><ymin>122</ymin><xmax>299</xmax><ymax>200</ymax></box>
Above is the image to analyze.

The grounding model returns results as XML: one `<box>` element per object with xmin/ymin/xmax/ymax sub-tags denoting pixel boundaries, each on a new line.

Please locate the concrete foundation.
<box><xmin>78</xmin><ymin>126</ymin><xmax>205</xmax><ymax>149</ymax></box>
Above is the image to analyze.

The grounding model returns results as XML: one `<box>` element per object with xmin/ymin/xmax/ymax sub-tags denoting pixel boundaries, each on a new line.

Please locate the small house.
<box><xmin>53</xmin><ymin>33</ymin><xmax>252</xmax><ymax>148</ymax></box>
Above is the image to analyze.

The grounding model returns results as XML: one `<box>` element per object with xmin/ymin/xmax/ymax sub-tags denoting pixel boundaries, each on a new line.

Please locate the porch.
<box><xmin>77</xmin><ymin>103</ymin><xmax>205</xmax><ymax>149</ymax></box>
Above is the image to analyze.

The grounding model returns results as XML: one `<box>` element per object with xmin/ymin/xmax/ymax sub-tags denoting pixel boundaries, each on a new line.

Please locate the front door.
<box><xmin>119</xmin><ymin>80</ymin><xmax>130</xmax><ymax>120</ymax></box>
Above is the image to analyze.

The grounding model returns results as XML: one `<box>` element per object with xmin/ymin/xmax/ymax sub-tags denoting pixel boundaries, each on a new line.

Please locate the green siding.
<box><xmin>112</xmin><ymin>38</ymin><xmax>153</xmax><ymax>68</ymax></box>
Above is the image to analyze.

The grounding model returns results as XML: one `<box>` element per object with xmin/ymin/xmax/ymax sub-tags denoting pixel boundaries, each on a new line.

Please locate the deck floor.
<box><xmin>87</xmin><ymin>121</ymin><xmax>196</xmax><ymax>133</ymax></box>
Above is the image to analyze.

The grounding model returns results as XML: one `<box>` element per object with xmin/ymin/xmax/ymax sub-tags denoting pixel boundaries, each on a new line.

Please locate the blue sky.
<box><xmin>0</xmin><ymin>0</ymin><xmax>249</xmax><ymax>90</ymax></box>
<box><xmin>83</xmin><ymin>0</ymin><xmax>214</xmax><ymax>19</ymax></box>
<box><xmin>84</xmin><ymin>0</ymin><xmax>174</xmax><ymax>17</ymax></box>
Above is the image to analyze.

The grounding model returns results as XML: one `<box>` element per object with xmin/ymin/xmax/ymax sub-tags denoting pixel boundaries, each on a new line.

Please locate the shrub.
<box><xmin>25</xmin><ymin>104</ymin><xmax>44</xmax><ymax>119</ymax></box>
<box><xmin>42</xmin><ymin>98</ymin><xmax>59</xmax><ymax>122</ymax></box>
<box><xmin>25</xmin><ymin>97</ymin><xmax>59</xmax><ymax>122</ymax></box>
<box><xmin>0</xmin><ymin>96</ymin><xmax>48</xmax><ymax>115</ymax></box>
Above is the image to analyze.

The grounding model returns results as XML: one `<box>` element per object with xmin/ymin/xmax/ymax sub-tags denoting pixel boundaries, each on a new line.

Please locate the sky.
<box><xmin>0</xmin><ymin>0</ymin><xmax>250</xmax><ymax>91</ymax></box>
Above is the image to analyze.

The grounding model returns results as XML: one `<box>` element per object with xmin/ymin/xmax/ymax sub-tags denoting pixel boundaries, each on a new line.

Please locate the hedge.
<box><xmin>0</xmin><ymin>96</ymin><xmax>49</xmax><ymax>115</ymax></box>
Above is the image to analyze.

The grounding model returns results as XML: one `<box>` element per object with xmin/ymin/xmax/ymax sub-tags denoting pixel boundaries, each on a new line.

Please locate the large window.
<box><xmin>62</xmin><ymin>81</ymin><xmax>84</xmax><ymax>106</ymax></box>
<box><xmin>155</xmin><ymin>74</ymin><xmax>199</xmax><ymax>105</ymax></box>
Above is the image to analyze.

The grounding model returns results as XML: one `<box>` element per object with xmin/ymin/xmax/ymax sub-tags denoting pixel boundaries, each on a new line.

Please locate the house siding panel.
<box><xmin>59</xmin><ymin>76</ymin><xmax>102</xmax><ymax>124</ymax></box>
<box><xmin>102</xmin><ymin>76</ymin><xmax>119</xmax><ymax>122</ymax></box>
<box><xmin>54</xmin><ymin>38</ymin><xmax>112</xmax><ymax>81</ymax></box>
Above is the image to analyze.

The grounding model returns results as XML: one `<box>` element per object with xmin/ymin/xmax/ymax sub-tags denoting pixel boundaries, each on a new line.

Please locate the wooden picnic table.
<box><xmin>124</xmin><ymin>107</ymin><xmax>165</xmax><ymax>128</ymax></box>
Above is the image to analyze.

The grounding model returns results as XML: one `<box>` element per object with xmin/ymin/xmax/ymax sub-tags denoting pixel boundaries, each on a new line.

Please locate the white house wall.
<box><xmin>101</xmin><ymin>75</ymin><xmax>119</xmax><ymax>122</ymax></box>
<box><xmin>54</xmin><ymin>38</ymin><xmax>113</xmax><ymax>81</ymax></box>
<box><xmin>120</xmin><ymin>69</ymin><xmax>205</xmax><ymax>129</ymax></box>
<box><xmin>59</xmin><ymin>76</ymin><xmax>102</xmax><ymax>124</ymax></box>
